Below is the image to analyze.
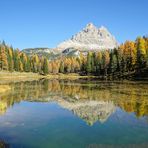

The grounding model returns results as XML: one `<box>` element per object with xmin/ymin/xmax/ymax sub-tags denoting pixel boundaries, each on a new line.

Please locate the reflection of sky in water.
<box><xmin>0</xmin><ymin>80</ymin><xmax>148</xmax><ymax>147</ymax></box>
<box><xmin>0</xmin><ymin>102</ymin><xmax>148</xmax><ymax>148</ymax></box>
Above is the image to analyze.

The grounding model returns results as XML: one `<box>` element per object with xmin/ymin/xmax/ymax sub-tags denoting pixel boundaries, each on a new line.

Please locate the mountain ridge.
<box><xmin>23</xmin><ymin>23</ymin><xmax>118</xmax><ymax>59</ymax></box>
<box><xmin>57</xmin><ymin>23</ymin><xmax>118</xmax><ymax>51</ymax></box>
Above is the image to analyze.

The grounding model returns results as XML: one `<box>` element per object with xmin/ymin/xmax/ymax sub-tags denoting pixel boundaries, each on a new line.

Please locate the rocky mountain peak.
<box><xmin>57</xmin><ymin>23</ymin><xmax>118</xmax><ymax>51</ymax></box>
<box><xmin>83</xmin><ymin>23</ymin><xmax>98</xmax><ymax>32</ymax></box>
<box><xmin>99</xmin><ymin>25</ymin><xmax>108</xmax><ymax>30</ymax></box>
<box><xmin>22</xmin><ymin>23</ymin><xmax>118</xmax><ymax>60</ymax></box>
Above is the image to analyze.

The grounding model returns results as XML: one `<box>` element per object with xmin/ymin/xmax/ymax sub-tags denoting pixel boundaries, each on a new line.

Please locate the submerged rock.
<box><xmin>0</xmin><ymin>140</ymin><xmax>9</xmax><ymax>148</ymax></box>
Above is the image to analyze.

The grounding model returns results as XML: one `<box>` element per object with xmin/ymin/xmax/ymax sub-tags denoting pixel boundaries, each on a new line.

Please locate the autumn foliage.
<box><xmin>0</xmin><ymin>36</ymin><xmax>148</xmax><ymax>78</ymax></box>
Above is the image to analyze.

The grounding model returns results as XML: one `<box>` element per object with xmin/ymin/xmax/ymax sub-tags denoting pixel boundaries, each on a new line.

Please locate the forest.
<box><xmin>0</xmin><ymin>36</ymin><xmax>148</xmax><ymax>78</ymax></box>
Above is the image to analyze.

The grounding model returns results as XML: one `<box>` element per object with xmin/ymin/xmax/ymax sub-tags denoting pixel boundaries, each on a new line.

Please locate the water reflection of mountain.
<box><xmin>51</xmin><ymin>97</ymin><xmax>115</xmax><ymax>125</ymax></box>
<box><xmin>67</xmin><ymin>101</ymin><xmax>115</xmax><ymax>125</ymax></box>
<box><xmin>0</xmin><ymin>79</ymin><xmax>148</xmax><ymax>124</ymax></box>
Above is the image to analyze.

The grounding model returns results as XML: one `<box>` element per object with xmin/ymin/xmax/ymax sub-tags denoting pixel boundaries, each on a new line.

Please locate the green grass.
<box><xmin>46</xmin><ymin>73</ymin><xmax>97</xmax><ymax>80</ymax></box>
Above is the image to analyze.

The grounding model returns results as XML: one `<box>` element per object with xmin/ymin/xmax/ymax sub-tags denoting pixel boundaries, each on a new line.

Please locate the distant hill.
<box><xmin>23</xmin><ymin>48</ymin><xmax>53</xmax><ymax>55</ymax></box>
<box><xmin>22</xmin><ymin>47</ymin><xmax>81</xmax><ymax>60</ymax></box>
<box><xmin>22</xmin><ymin>48</ymin><xmax>59</xmax><ymax>60</ymax></box>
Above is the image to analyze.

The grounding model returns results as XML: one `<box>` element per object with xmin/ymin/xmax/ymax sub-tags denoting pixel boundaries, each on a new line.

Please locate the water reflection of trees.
<box><xmin>0</xmin><ymin>79</ymin><xmax>148</xmax><ymax>118</ymax></box>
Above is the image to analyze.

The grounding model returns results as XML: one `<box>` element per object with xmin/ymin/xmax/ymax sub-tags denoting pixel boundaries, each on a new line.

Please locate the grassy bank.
<box><xmin>0</xmin><ymin>71</ymin><xmax>44</xmax><ymax>79</ymax></box>
<box><xmin>46</xmin><ymin>73</ymin><xmax>97</xmax><ymax>80</ymax></box>
<box><xmin>1</xmin><ymin>71</ymin><xmax>147</xmax><ymax>83</ymax></box>
<box><xmin>0</xmin><ymin>71</ymin><xmax>97</xmax><ymax>81</ymax></box>
<box><xmin>0</xmin><ymin>71</ymin><xmax>46</xmax><ymax>83</ymax></box>
<box><xmin>0</xmin><ymin>85</ymin><xmax>11</xmax><ymax>93</ymax></box>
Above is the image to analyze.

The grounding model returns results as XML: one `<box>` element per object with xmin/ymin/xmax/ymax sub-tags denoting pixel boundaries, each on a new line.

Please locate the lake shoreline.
<box><xmin>0</xmin><ymin>71</ymin><xmax>148</xmax><ymax>83</ymax></box>
<box><xmin>0</xmin><ymin>71</ymin><xmax>97</xmax><ymax>80</ymax></box>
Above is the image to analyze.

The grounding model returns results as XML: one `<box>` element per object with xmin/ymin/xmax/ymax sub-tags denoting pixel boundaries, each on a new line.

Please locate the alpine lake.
<box><xmin>0</xmin><ymin>79</ymin><xmax>148</xmax><ymax>148</ymax></box>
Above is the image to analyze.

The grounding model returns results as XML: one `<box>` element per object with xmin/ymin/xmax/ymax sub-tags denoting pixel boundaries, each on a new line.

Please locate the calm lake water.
<box><xmin>0</xmin><ymin>79</ymin><xmax>148</xmax><ymax>148</ymax></box>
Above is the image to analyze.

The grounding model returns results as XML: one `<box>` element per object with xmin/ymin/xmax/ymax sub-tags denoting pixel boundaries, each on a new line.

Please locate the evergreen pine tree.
<box><xmin>13</xmin><ymin>50</ymin><xmax>20</xmax><ymax>71</ymax></box>
<box><xmin>43</xmin><ymin>58</ymin><xmax>49</xmax><ymax>75</ymax></box>
<box><xmin>86</xmin><ymin>52</ymin><xmax>92</xmax><ymax>74</ymax></box>
<box><xmin>59</xmin><ymin>61</ymin><xmax>64</xmax><ymax>73</ymax></box>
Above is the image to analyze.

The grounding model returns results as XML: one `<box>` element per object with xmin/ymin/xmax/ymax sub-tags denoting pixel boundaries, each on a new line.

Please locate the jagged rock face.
<box><xmin>57</xmin><ymin>23</ymin><xmax>118</xmax><ymax>51</ymax></box>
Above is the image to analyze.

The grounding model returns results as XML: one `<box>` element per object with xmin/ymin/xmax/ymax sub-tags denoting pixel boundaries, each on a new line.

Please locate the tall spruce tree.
<box><xmin>13</xmin><ymin>50</ymin><xmax>20</xmax><ymax>71</ymax></box>
<box><xmin>59</xmin><ymin>61</ymin><xmax>64</xmax><ymax>73</ymax></box>
<box><xmin>86</xmin><ymin>52</ymin><xmax>92</xmax><ymax>74</ymax></box>
<box><xmin>43</xmin><ymin>58</ymin><xmax>49</xmax><ymax>75</ymax></box>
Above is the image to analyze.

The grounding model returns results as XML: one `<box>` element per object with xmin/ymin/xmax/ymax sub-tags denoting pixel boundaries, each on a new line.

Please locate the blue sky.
<box><xmin>0</xmin><ymin>0</ymin><xmax>147</xmax><ymax>49</ymax></box>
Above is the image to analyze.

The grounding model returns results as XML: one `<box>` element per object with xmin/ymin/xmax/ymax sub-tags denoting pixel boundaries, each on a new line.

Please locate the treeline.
<box><xmin>0</xmin><ymin>36</ymin><xmax>148</xmax><ymax>78</ymax></box>
<box><xmin>0</xmin><ymin>41</ymin><xmax>49</xmax><ymax>75</ymax></box>
<box><xmin>49</xmin><ymin>36</ymin><xmax>148</xmax><ymax>78</ymax></box>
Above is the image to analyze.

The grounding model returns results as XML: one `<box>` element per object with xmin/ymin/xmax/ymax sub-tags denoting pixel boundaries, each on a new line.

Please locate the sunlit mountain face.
<box><xmin>57</xmin><ymin>23</ymin><xmax>118</xmax><ymax>51</ymax></box>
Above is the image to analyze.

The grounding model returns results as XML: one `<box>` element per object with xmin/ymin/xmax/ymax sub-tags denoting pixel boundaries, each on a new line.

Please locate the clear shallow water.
<box><xmin>0</xmin><ymin>79</ymin><xmax>148</xmax><ymax>148</ymax></box>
